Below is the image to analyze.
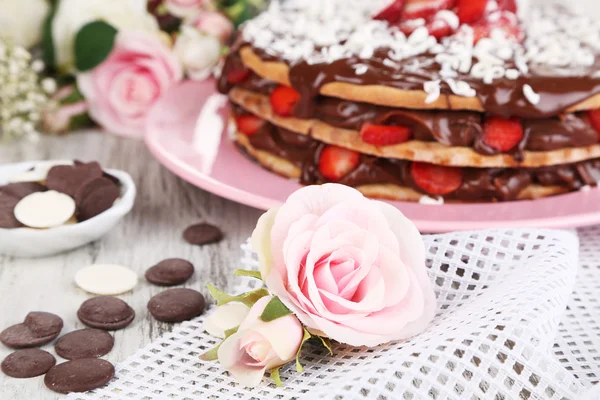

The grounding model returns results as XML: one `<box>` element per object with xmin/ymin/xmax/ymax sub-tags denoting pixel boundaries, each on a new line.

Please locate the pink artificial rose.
<box><xmin>191</xmin><ymin>11</ymin><xmax>234</xmax><ymax>44</ymax></box>
<box><xmin>252</xmin><ymin>184</ymin><xmax>437</xmax><ymax>347</ymax></box>
<box><xmin>218</xmin><ymin>296</ymin><xmax>304</xmax><ymax>387</ymax></box>
<box><xmin>165</xmin><ymin>0</ymin><xmax>209</xmax><ymax>19</ymax></box>
<box><xmin>77</xmin><ymin>31</ymin><xmax>183</xmax><ymax>138</ymax></box>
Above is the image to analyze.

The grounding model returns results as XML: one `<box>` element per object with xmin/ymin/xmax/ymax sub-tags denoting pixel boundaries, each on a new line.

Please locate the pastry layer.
<box><xmin>230</xmin><ymin>88</ymin><xmax>600</xmax><ymax>168</ymax></box>
<box><xmin>236</xmin><ymin>132</ymin><xmax>573</xmax><ymax>203</ymax></box>
<box><xmin>232</xmin><ymin>45</ymin><xmax>600</xmax><ymax>119</ymax></box>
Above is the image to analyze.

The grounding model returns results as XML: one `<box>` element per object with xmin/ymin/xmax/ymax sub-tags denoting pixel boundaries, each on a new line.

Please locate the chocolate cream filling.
<box><xmin>224</xmin><ymin>69</ymin><xmax>600</xmax><ymax>160</ymax></box>
<box><xmin>241</xmin><ymin>113</ymin><xmax>600</xmax><ymax>202</ymax></box>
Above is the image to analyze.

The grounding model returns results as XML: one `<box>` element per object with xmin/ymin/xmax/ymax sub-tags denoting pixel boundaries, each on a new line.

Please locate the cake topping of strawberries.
<box><xmin>318</xmin><ymin>145</ymin><xmax>361</xmax><ymax>182</ymax></box>
<box><xmin>402</xmin><ymin>0</ymin><xmax>455</xmax><ymax>21</ymax></box>
<box><xmin>270</xmin><ymin>86</ymin><xmax>301</xmax><ymax>117</ymax></box>
<box><xmin>456</xmin><ymin>0</ymin><xmax>487</xmax><ymax>24</ymax></box>
<box><xmin>411</xmin><ymin>162</ymin><xmax>463</xmax><ymax>195</ymax></box>
<box><xmin>373</xmin><ymin>0</ymin><xmax>406</xmax><ymax>23</ymax></box>
<box><xmin>360</xmin><ymin>124</ymin><xmax>413</xmax><ymax>146</ymax></box>
<box><xmin>588</xmin><ymin>109</ymin><xmax>600</xmax><ymax>138</ymax></box>
<box><xmin>482</xmin><ymin>117</ymin><xmax>524</xmax><ymax>152</ymax></box>
<box><xmin>235</xmin><ymin>114</ymin><xmax>265</xmax><ymax>136</ymax></box>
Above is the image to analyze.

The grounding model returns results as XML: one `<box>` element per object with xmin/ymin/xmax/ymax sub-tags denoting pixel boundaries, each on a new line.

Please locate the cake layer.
<box><xmin>230</xmin><ymin>88</ymin><xmax>600</xmax><ymax>168</ymax></box>
<box><xmin>220</xmin><ymin>1</ymin><xmax>600</xmax><ymax>119</ymax></box>
<box><xmin>236</xmin><ymin>132</ymin><xmax>597</xmax><ymax>203</ymax></box>
<box><xmin>233</xmin><ymin>46</ymin><xmax>600</xmax><ymax>119</ymax></box>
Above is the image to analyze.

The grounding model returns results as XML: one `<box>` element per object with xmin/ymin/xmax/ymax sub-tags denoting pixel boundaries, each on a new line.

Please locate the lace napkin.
<box><xmin>68</xmin><ymin>227</ymin><xmax>600</xmax><ymax>400</ymax></box>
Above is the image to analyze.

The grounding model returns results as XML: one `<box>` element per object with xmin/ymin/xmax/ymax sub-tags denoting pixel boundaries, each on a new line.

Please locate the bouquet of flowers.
<box><xmin>0</xmin><ymin>0</ymin><xmax>265</xmax><ymax>140</ymax></box>
<box><xmin>201</xmin><ymin>184</ymin><xmax>437</xmax><ymax>387</ymax></box>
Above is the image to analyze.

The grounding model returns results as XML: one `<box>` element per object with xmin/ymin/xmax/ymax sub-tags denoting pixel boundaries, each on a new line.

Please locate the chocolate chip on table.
<box><xmin>0</xmin><ymin>192</ymin><xmax>22</xmax><ymax>229</ymax></box>
<box><xmin>45</xmin><ymin>161</ymin><xmax>103</xmax><ymax>198</ymax></box>
<box><xmin>145</xmin><ymin>258</ymin><xmax>195</xmax><ymax>286</ymax></box>
<box><xmin>55</xmin><ymin>329</ymin><xmax>114</xmax><ymax>360</ymax></box>
<box><xmin>77</xmin><ymin>296</ymin><xmax>135</xmax><ymax>331</ymax></box>
<box><xmin>44</xmin><ymin>358</ymin><xmax>115</xmax><ymax>394</ymax></box>
<box><xmin>183</xmin><ymin>223</ymin><xmax>223</xmax><ymax>245</ymax></box>
<box><xmin>148</xmin><ymin>288</ymin><xmax>206</xmax><ymax>323</ymax></box>
<box><xmin>0</xmin><ymin>312</ymin><xmax>64</xmax><ymax>348</ymax></box>
<box><xmin>1</xmin><ymin>349</ymin><xmax>56</xmax><ymax>378</ymax></box>
<box><xmin>0</xmin><ymin>182</ymin><xmax>47</xmax><ymax>200</ymax></box>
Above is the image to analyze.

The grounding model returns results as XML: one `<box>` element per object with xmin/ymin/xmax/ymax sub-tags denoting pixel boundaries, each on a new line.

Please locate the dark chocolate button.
<box><xmin>145</xmin><ymin>259</ymin><xmax>195</xmax><ymax>286</ymax></box>
<box><xmin>46</xmin><ymin>162</ymin><xmax>103</xmax><ymax>197</ymax></box>
<box><xmin>1</xmin><ymin>349</ymin><xmax>56</xmax><ymax>378</ymax></box>
<box><xmin>183</xmin><ymin>223</ymin><xmax>223</xmax><ymax>245</ymax></box>
<box><xmin>44</xmin><ymin>358</ymin><xmax>115</xmax><ymax>394</ymax></box>
<box><xmin>55</xmin><ymin>329</ymin><xmax>114</xmax><ymax>360</ymax></box>
<box><xmin>24</xmin><ymin>312</ymin><xmax>64</xmax><ymax>338</ymax></box>
<box><xmin>0</xmin><ymin>192</ymin><xmax>21</xmax><ymax>229</ymax></box>
<box><xmin>148</xmin><ymin>288</ymin><xmax>205</xmax><ymax>322</ymax></box>
<box><xmin>0</xmin><ymin>312</ymin><xmax>63</xmax><ymax>348</ymax></box>
<box><xmin>77</xmin><ymin>296</ymin><xmax>135</xmax><ymax>331</ymax></box>
<box><xmin>0</xmin><ymin>182</ymin><xmax>47</xmax><ymax>200</ymax></box>
<box><xmin>75</xmin><ymin>177</ymin><xmax>120</xmax><ymax>221</ymax></box>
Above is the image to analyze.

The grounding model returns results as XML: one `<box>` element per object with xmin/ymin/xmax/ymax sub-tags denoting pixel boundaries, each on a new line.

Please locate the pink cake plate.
<box><xmin>145</xmin><ymin>80</ymin><xmax>600</xmax><ymax>233</ymax></box>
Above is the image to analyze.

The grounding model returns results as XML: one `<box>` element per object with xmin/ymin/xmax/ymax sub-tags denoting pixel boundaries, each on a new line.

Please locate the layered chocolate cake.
<box><xmin>218</xmin><ymin>0</ymin><xmax>600</xmax><ymax>203</ymax></box>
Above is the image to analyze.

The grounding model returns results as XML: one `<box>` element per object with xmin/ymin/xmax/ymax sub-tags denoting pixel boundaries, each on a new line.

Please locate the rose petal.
<box><xmin>251</xmin><ymin>207</ymin><xmax>279</xmax><ymax>278</ymax></box>
<box><xmin>218</xmin><ymin>331</ymin><xmax>267</xmax><ymax>387</ymax></box>
<box><xmin>204</xmin><ymin>302</ymin><xmax>250</xmax><ymax>339</ymax></box>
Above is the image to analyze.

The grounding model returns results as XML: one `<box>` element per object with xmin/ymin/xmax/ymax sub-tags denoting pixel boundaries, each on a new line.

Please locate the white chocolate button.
<box><xmin>75</xmin><ymin>264</ymin><xmax>138</xmax><ymax>295</ymax></box>
<box><xmin>14</xmin><ymin>191</ymin><xmax>76</xmax><ymax>228</ymax></box>
<box><xmin>9</xmin><ymin>161</ymin><xmax>73</xmax><ymax>183</ymax></box>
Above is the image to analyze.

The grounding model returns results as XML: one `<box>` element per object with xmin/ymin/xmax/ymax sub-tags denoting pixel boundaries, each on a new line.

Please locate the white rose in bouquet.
<box><xmin>52</xmin><ymin>0</ymin><xmax>159</xmax><ymax>71</ymax></box>
<box><xmin>174</xmin><ymin>25</ymin><xmax>222</xmax><ymax>80</ymax></box>
<box><xmin>0</xmin><ymin>0</ymin><xmax>50</xmax><ymax>48</ymax></box>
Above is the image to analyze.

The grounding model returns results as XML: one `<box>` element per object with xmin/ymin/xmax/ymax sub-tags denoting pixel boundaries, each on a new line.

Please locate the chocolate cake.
<box><xmin>218</xmin><ymin>0</ymin><xmax>600</xmax><ymax>203</ymax></box>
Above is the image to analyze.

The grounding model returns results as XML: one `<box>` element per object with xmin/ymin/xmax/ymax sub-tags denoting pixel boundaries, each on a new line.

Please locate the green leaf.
<box><xmin>207</xmin><ymin>284</ymin><xmax>269</xmax><ymax>307</ymax></box>
<box><xmin>295</xmin><ymin>328</ymin><xmax>312</xmax><ymax>373</ymax></box>
<box><xmin>199</xmin><ymin>326</ymin><xmax>239</xmax><ymax>361</ymax></box>
<box><xmin>41</xmin><ymin>3</ymin><xmax>57</xmax><ymax>71</ymax></box>
<box><xmin>270</xmin><ymin>367</ymin><xmax>282</xmax><ymax>387</ymax></box>
<box><xmin>317</xmin><ymin>336</ymin><xmax>334</xmax><ymax>356</ymax></box>
<box><xmin>260</xmin><ymin>297</ymin><xmax>291</xmax><ymax>322</ymax></box>
<box><xmin>74</xmin><ymin>20</ymin><xmax>118</xmax><ymax>72</ymax></box>
<box><xmin>234</xmin><ymin>269</ymin><xmax>263</xmax><ymax>280</ymax></box>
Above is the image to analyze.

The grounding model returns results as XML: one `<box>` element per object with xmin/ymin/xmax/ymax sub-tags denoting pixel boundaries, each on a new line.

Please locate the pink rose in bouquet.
<box><xmin>217</xmin><ymin>296</ymin><xmax>304</xmax><ymax>387</ymax></box>
<box><xmin>77</xmin><ymin>31</ymin><xmax>183</xmax><ymax>138</ymax></box>
<box><xmin>252</xmin><ymin>184</ymin><xmax>436</xmax><ymax>347</ymax></box>
<box><xmin>165</xmin><ymin>0</ymin><xmax>209</xmax><ymax>19</ymax></box>
<box><xmin>191</xmin><ymin>11</ymin><xmax>234</xmax><ymax>44</ymax></box>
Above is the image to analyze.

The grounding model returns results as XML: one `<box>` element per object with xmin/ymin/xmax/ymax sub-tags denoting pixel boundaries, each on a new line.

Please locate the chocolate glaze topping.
<box><xmin>247</xmin><ymin>46</ymin><xmax>600</xmax><ymax>120</ymax></box>
<box><xmin>243</xmin><ymin>116</ymin><xmax>600</xmax><ymax>202</ymax></box>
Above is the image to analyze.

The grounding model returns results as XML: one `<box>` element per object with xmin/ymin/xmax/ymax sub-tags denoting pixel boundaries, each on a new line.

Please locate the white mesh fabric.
<box><xmin>67</xmin><ymin>228</ymin><xmax>600</xmax><ymax>400</ymax></box>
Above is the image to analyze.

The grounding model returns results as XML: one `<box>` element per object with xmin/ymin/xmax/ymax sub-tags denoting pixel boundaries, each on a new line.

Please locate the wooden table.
<box><xmin>0</xmin><ymin>131</ymin><xmax>263</xmax><ymax>399</ymax></box>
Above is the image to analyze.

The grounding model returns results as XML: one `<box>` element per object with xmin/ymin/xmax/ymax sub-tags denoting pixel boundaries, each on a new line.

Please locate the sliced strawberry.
<box><xmin>472</xmin><ymin>12</ymin><xmax>523</xmax><ymax>43</ymax></box>
<box><xmin>270</xmin><ymin>85</ymin><xmax>301</xmax><ymax>117</ymax></box>
<box><xmin>410</xmin><ymin>162</ymin><xmax>463</xmax><ymax>195</ymax></box>
<box><xmin>403</xmin><ymin>0</ymin><xmax>455</xmax><ymax>21</ymax></box>
<box><xmin>235</xmin><ymin>114</ymin><xmax>264</xmax><ymax>136</ymax></box>
<box><xmin>427</xmin><ymin>18</ymin><xmax>455</xmax><ymax>39</ymax></box>
<box><xmin>360</xmin><ymin>124</ymin><xmax>413</xmax><ymax>146</ymax></box>
<box><xmin>373</xmin><ymin>0</ymin><xmax>406</xmax><ymax>23</ymax></box>
<box><xmin>318</xmin><ymin>145</ymin><xmax>361</xmax><ymax>182</ymax></box>
<box><xmin>456</xmin><ymin>0</ymin><xmax>487</xmax><ymax>24</ymax></box>
<box><xmin>588</xmin><ymin>109</ymin><xmax>600</xmax><ymax>138</ymax></box>
<box><xmin>227</xmin><ymin>67</ymin><xmax>250</xmax><ymax>85</ymax></box>
<box><xmin>497</xmin><ymin>0</ymin><xmax>517</xmax><ymax>13</ymax></box>
<box><xmin>482</xmin><ymin>117</ymin><xmax>524</xmax><ymax>152</ymax></box>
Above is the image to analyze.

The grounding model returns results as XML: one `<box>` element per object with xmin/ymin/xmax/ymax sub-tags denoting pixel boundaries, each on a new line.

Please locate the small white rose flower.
<box><xmin>174</xmin><ymin>25</ymin><xmax>222</xmax><ymax>81</ymax></box>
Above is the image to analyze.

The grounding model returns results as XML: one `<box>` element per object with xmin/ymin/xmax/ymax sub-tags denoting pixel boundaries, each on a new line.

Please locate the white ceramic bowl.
<box><xmin>0</xmin><ymin>161</ymin><xmax>136</xmax><ymax>258</ymax></box>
